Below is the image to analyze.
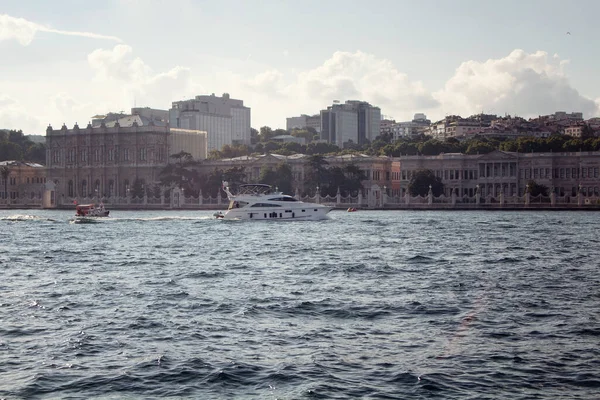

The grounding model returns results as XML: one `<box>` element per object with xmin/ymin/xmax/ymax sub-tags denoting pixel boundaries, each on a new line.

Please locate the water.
<box><xmin>1</xmin><ymin>209</ymin><xmax>599</xmax><ymax>399</ymax></box>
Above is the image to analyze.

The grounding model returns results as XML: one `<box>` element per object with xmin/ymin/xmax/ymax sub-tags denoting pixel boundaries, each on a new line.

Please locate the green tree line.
<box><xmin>159</xmin><ymin>152</ymin><xmax>367</xmax><ymax>197</ymax></box>
<box><xmin>210</xmin><ymin>126</ymin><xmax>600</xmax><ymax>160</ymax></box>
<box><xmin>0</xmin><ymin>130</ymin><xmax>46</xmax><ymax>164</ymax></box>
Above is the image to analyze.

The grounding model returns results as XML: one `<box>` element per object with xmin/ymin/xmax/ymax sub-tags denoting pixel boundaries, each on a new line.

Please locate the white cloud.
<box><xmin>0</xmin><ymin>14</ymin><xmax>122</xmax><ymax>45</ymax></box>
<box><xmin>434</xmin><ymin>49</ymin><xmax>599</xmax><ymax>119</ymax></box>
<box><xmin>235</xmin><ymin>49</ymin><xmax>600</xmax><ymax>127</ymax></box>
<box><xmin>0</xmin><ymin>94</ymin><xmax>44</xmax><ymax>133</ymax></box>
<box><xmin>244</xmin><ymin>69</ymin><xmax>285</xmax><ymax>95</ymax></box>
<box><xmin>4</xmin><ymin>45</ymin><xmax>600</xmax><ymax>134</ymax></box>
<box><xmin>87</xmin><ymin>44</ymin><xmax>193</xmax><ymax>109</ymax></box>
<box><xmin>233</xmin><ymin>51</ymin><xmax>440</xmax><ymax>126</ymax></box>
<box><xmin>293</xmin><ymin>51</ymin><xmax>439</xmax><ymax>111</ymax></box>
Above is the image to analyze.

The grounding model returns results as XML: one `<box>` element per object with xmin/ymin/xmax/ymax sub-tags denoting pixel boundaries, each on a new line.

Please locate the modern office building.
<box><xmin>320</xmin><ymin>101</ymin><xmax>381</xmax><ymax>147</ymax></box>
<box><xmin>170</xmin><ymin>93</ymin><xmax>251</xmax><ymax>151</ymax></box>
<box><xmin>286</xmin><ymin>114</ymin><xmax>321</xmax><ymax>133</ymax></box>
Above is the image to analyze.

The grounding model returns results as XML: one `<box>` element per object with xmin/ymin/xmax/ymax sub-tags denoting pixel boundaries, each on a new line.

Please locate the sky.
<box><xmin>1</xmin><ymin>0</ymin><xmax>600</xmax><ymax>134</ymax></box>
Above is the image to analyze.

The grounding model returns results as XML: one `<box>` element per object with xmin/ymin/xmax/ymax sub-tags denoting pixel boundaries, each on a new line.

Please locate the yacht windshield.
<box><xmin>267</xmin><ymin>197</ymin><xmax>299</xmax><ymax>202</ymax></box>
<box><xmin>237</xmin><ymin>184</ymin><xmax>273</xmax><ymax>195</ymax></box>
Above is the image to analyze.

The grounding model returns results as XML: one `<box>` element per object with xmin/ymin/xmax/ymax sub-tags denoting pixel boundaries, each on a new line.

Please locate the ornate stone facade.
<box><xmin>0</xmin><ymin>160</ymin><xmax>46</xmax><ymax>206</ymax></box>
<box><xmin>392</xmin><ymin>150</ymin><xmax>600</xmax><ymax>199</ymax></box>
<box><xmin>45</xmin><ymin>122</ymin><xmax>170</xmax><ymax>201</ymax></box>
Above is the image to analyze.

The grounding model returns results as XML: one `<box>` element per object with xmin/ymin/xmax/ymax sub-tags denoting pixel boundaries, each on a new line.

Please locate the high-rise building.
<box><xmin>169</xmin><ymin>93</ymin><xmax>251</xmax><ymax>151</ymax></box>
<box><xmin>286</xmin><ymin>114</ymin><xmax>321</xmax><ymax>133</ymax></box>
<box><xmin>320</xmin><ymin>101</ymin><xmax>380</xmax><ymax>147</ymax></box>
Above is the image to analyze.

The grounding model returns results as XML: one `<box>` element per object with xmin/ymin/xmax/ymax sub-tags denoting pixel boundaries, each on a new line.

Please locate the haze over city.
<box><xmin>1</xmin><ymin>0</ymin><xmax>600</xmax><ymax>134</ymax></box>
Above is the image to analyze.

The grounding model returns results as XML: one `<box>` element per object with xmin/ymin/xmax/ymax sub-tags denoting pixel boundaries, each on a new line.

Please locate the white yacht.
<box><xmin>215</xmin><ymin>182</ymin><xmax>333</xmax><ymax>221</ymax></box>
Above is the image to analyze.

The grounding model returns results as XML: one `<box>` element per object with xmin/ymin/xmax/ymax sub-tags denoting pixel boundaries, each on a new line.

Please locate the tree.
<box><xmin>130</xmin><ymin>178</ymin><xmax>145</xmax><ymax>198</ymax></box>
<box><xmin>325</xmin><ymin>166</ymin><xmax>346</xmax><ymax>196</ymax></box>
<box><xmin>465</xmin><ymin>140</ymin><xmax>496</xmax><ymax>155</ymax></box>
<box><xmin>0</xmin><ymin>141</ymin><xmax>23</xmax><ymax>161</ymax></box>
<box><xmin>408</xmin><ymin>169</ymin><xmax>444</xmax><ymax>197</ymax></box>
<box><xmin>290</xmin><ymin>129</ymin><xmax>314</xmax><ymax>143</ymax></box>
<box><xmin>159</xmin><ymin>151</ymin><xmax>201</xmax><ymax>195</ymax></box>
<box><xmin>305</xmin><ymin>155</ymin><xmax>329</xmax><ymax>193</ymax></box>
<box><xmin>305</xmin><ymin>142</ymin><xmax>340</xmax><ymax>155</ymax></box>
<box><xmin>418</xmin><ymin>139</ymin><xmax>445</xmax><ymax>156</ymax></box>
<box><xmin>259</xmin><ymin>126</ymin><xmax>277</xmax><ymax>142</ymax></box>
<box><xmin>24</xmin><ymin>143</ymin><xmax>46</xmax><ymax>164</ymax></box>
<box><xmin>526</xmin><ymin>180</ymin><xmax>549</xmax><ymax>196</ymax></box>
<box><xmin>258</xmin><ymin>163</ymin><xmax>293</xmax><ymax>194</ymax></box>
<box><xmin>199</xmin><ymin>168</ymin><xmax>225</xmax><ymax>197</ymax></box>
<box><xmin>263</xmin><ymin>141</ymin><xmax>280</xmax><ymax>153</ymax></box>
<box><xmin>222</xmin><ymin>166</ymin><xmax>247</xmax><ymax>193</ymax></box>
<box><xmin>343</xmin><ymin>164</ymin><xmax>367</xmax><ymax>195</ymax></box>
<box><xmin>250</xmin><ymin>128</ymin><xmax>259</xmax><ymax>144</ymax></box>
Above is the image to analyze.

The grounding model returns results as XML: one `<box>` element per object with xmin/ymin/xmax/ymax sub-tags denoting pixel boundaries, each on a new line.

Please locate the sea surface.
<box><xmin>1</xmin><ymin>209</ymin><xmax>599</xmax><ymax>399</ymax></box>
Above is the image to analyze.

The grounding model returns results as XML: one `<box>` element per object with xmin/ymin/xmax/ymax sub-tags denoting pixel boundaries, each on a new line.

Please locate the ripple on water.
<box><xmin>1</xmin><ymin>210</ymin><xmax>600</xmax><ymax>399</ymax></box>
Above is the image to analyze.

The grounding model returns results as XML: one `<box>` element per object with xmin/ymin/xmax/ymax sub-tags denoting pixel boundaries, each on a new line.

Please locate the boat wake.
<box><xmin>0</xmin><ymin>214</ymin><xmax>58</xmax><ymax>222</ymax></box>
<box><xmin>69</xmin><ymin>217</ymin><xmax>102</xmax><ymax>224</ymax></box>
<box><xmin>106</xmin><ymin>216</ymin><xmax>216</xmax><ymax>222</ymax></box>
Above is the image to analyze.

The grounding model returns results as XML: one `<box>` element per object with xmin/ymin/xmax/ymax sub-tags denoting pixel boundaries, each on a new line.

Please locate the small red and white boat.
<box><xmin>75</xmin><ymin>203</ymin><xmax>110</xmax><ymax>218</ymax></box>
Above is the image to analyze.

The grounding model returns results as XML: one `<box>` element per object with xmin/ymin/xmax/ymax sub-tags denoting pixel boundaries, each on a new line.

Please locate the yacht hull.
<box><xmin>219</xmin><ymin>205</ymin><xmax>332</xmax><ymax>221</ymax></box>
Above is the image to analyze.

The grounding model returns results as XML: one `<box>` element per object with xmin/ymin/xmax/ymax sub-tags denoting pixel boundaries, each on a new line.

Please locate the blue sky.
<box><xmin>1</xmin><ymin>0</ymin><xmax>599</xmax><ymax>133</ymax></box>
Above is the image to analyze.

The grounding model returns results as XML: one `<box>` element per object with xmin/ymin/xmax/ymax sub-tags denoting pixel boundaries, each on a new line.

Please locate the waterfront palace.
<box><xmin>3</xmin><ymin>130</ymin><xmax>600</xmax><ymax>208</ymax></box>
<box><xmin>43</xmin><ymin>121</ymin><xmax>206</xmax><ymax>203</ymax></box>
<box><xmin>209</xmin><ymin>150</ymin><xmax>600</xmax><ymax>201</ymax></box>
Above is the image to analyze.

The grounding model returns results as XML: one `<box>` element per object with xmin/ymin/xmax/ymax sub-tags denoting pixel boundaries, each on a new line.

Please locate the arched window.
<box><xmin>68</xmin><ymin>180</ymin><xmax>74</xmax><ymax>197</ymax></box>
<box><xmin>81</xmin><ymin>180</ymin><xmax>87</xmax><ymax>197</ymax></box>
